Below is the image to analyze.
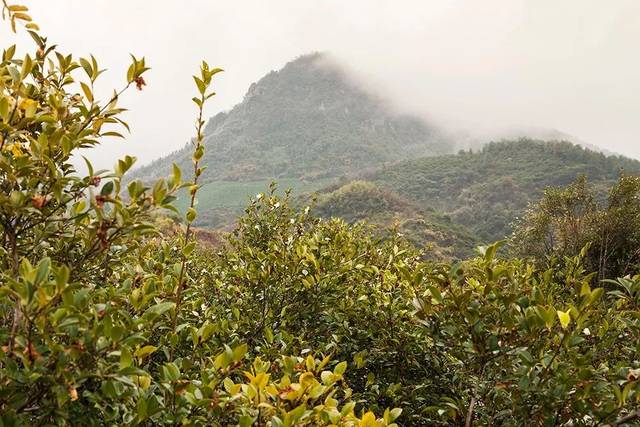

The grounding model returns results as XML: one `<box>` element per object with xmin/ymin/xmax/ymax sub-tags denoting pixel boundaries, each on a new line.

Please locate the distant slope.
<box><xmin>310</xmin><ymin>181</ymin><xmax>479</xmax><ymax>259</ymax></box>
<box><xmin>131</xmin><ymin>52</ymin><xmax>452</xmax><ymax>184</ymax></box>
<box><xmin>174</xmin><ymin>178</ymin><xmax>333</xmax><ymax>228</ymax></box>
<box><xmin>363</xmin><ymin>139</ymin><xmax>640</xmax><ymax>241</ymax></box>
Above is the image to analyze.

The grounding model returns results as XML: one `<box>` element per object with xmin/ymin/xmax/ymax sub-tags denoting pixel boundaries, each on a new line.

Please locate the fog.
<box><xmin>2</xmin><ymin>0</ymin><xmax>639</xmax><ymax>169</ymax></box>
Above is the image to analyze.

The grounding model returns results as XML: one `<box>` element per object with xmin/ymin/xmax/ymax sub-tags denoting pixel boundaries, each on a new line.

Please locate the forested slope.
<box><xmin>365</xmin><ymin>139</ymin><xmax>640</xmax><ymax>240</ymax></box>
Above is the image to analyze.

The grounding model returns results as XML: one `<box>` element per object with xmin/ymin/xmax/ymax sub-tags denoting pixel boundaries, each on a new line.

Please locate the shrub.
<box><xmin>0</xmin><ymin>11</ymin><xmax>393</xmax><ymax>425</ymax></box>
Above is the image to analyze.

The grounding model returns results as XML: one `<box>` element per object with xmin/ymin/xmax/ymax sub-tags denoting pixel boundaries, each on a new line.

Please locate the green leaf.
<box><xmin>79</xmin><ymin>57</ymin><xmax>93</xmax><ymax>79</ymax></box>
<box><xmin>120</xmin><ymin>347</ymin><xmax>133</xmax><ymax>369</ymax></box>
<box><xmin>171</xmin><ymin>163</ymin><xmax>181</xmax><ymax>186</ymax></box>
<box><xmin>389</xmin><ymin>408</ymin><xmax>402</xmax><ymax>421</ymax></box>
<box><xmin>232</xmin><ymin>343</ymin><xmax>247</xmax><ymax>362</ymax></box>
<box><xmin>334</xmin><ymin>361</ymin><xmax>347</xmax><ymax>376</ymax></box>
<box><xmin>239</xmin><ymin>415</ymin><xmax>253</xmax><ymax>427</ymax></box>
<box><xmin>182</xmin><ymin>241</ymin><xmax>196</xmax><ymax>256</ymax></box>
<box><xmin>34</xmin><ymin>257</ymin><xmax>50</xmax><ymax>285</ymax></box>
<box><xmin>193</xmin><ymin>76</ymin><xmax>206</xmax><ymax>94</ymax></box>
<box><xmin>162</xmin><ymin>363</ymin><xmax>180</xmax><ymax>382</ymax></box>
<box><xmin>101</xmin><ymin>181</ymin><xmax>114</xmax><ymax>196</ymax></box>
<box><xmin>186</xmin><ymin>208</ymin><xmax>197</xmax><ymax>223</ymax></box>
<box><xmin>144</xmin><ymin>302</ymin><xmax>175</xmax><ymax>318</ymax></box>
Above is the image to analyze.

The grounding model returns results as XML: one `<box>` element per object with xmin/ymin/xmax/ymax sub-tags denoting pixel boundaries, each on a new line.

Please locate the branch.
<box><xmin>465</xmin><ymin>394</ymin><xmax>478</xmax><ymax>427</ymax></box>
<box><xmin>607</xmin><ymin>409</ymin><xmax>640</xmax><ymax>426</ymax></box>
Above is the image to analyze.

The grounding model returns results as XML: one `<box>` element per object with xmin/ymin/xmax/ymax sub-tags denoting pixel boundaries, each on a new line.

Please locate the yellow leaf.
<box><xmin>80</xmin><ymin>82</ymin><xmax>94</xmax><ymax>103</ymax></box>
<box><xmin>8</xmin><ymin>143</ymin><xmax>25</xmax><ymax>157</ymax></box>
<box><xmin>19</xmin><ymin>98</ymin><xmax>37</xmax><ymax>118</ymax></box>
<box><xmin>359</xmin><ymin>411</ymin><xmax>378</xmax><ymax>427</ymax></box>
<box><xmin>299</xmin><ymin>372</ymin><xmax>316</xmax><ymax>388</ymax></box>
<box><xmin>138</xmin><ymin>375</ymin><xmax>151</xmax><ymax>389</ymax></box>
<box><xmin>251</xmin><ymin>372</ymin><xmax>269</xmax><ymax>389</ymax></box>
<box><xmin>557</xmin><ymin>310</ymin><xmax>571</xmax><ymax>329</ymax></box>
<box><xmin>134</xmin><ymin>345</ymin><xmax>157</xmax><ymax>360</ymax></box>
<box><xmin>8</xmin><ymin>5</ymin><xmax>29</xmax><ymax>12</ymax></box>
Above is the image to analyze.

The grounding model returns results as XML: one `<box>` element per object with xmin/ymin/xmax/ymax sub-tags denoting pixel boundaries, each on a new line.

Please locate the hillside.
<box><xmin>363</xmin><ymin>139</ymin><xmax>640</xmax><ymax>241</ymax></box>
<box><xmin>131</xmin><ymin>52</ymin><xmax>451</xmax><ymax>184</ymax></box>
<box><xmin>310</xmin><ymin>181</ymin><xmax>479</xmax><ymax>259</ymax></box>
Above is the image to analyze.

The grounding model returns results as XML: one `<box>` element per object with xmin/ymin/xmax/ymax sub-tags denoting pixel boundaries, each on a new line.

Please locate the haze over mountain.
<box><xmin>452</xmin><ymin>126</ymin><xmax>619</xmax><ymax>157</ymax></box>
<box><xmin>131</xmin><ymin>53</ymin><xmax>451</xmax><ymax>184</ymax></box>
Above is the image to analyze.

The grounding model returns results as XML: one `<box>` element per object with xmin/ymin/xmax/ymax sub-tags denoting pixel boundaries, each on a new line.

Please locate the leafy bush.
<box><xmin>194</xmin><ymin>187</ymin><xmax>450</xmax><ymax>424</ymax></box>
<box><xmin>0</xmin><ymin>12</ymin><xmax>394</xmax><ymax>426</ymax></box>
<box><xmin>1</xmin><ymin>4</ymin><xmax>639</xmax><ymax>426</ymax></box>
<box><xmin>192</xmin><ymin>189</ymin><xmax>640</xmax><ymax>425</ymax></box>
<box><xmin>414</xmin><ymin>243</ymin><xmax>640</xmax><ymax>425</ymax></box>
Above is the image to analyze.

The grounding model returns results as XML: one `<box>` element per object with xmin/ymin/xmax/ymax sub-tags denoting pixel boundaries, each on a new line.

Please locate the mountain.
<box><xmin>357</xmin><ymin>139</ymin><xmax>640</xmax><ymax>241</ymax></box>
<box><xmin>131</xmin><ymin>53</ymin><xmax>640</xmax><ymax>254</ymax></box>
<box><xmin>131</xmin><ymin>53</ymin><xmax>452</xmax><ymax>184</ymax></box>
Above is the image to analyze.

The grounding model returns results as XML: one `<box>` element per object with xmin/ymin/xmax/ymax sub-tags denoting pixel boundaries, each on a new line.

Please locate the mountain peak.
<box><xmin>133</xmin><ymin>53</ymin><xmax>452</xmax><ymax>183</ymax></box>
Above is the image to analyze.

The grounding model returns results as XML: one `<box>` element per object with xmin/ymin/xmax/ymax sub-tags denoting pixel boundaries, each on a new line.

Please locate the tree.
<box><xmin>511</xmin><ymin>175</ymin><xmax>640</xmax><ymax>281</ymax></box>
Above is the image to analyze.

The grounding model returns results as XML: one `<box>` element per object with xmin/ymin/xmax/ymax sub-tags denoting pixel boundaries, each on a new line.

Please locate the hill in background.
<box><xmin>361</xmin><ymin>139</ymin><xmax>640</xmax><ymax>241</ymax></box>
<box><xmin>301</xmin><ymin>139</ymin><xmax>640</xmax><ymax>258</ymax></box>
<box><xmin>310</xmin><ymin>180</ymin><xmax>479</xmax><ymax>259</ymax></box>
<box><xmin>132</xmin><ymin>52</ymin><xmax>451</xmax><ymax>183</ymax></box>
<box><xmin>131</xmin><ymin>52</ymin><xmax>452</xmax><ymax>227</ymax></box>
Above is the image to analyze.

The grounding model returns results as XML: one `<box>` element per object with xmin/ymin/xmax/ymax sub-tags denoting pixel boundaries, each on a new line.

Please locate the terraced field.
<box><xmin>174</xmin><ymin>178</ymin><xmax>334</xmax><ymax>227</ymax></box>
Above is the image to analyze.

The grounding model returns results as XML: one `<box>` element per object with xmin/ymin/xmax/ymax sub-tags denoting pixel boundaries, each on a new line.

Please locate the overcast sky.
<box><xmin>2</xmin><ymin>0</ymin><xmax>639</xmax><ymax>169</ymax></box>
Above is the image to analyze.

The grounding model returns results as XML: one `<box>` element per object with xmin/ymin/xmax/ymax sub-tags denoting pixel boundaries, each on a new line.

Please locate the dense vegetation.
<box><xmin>366</xmin><ymin>140</ymin><xmax>640</xmax><ymax>241</ymax></box>
<box><xmin>1</xmin><ymin>4</ymin><xmax>640</xmax><ymax>426</ymax></box>
<box><xmin>512</xmin><ymin>175</ymin><xmax>640</xmax><ymax>282</ymax></box>
<box><xmin>310</xmin><ymin>180</ymin><xmax>478</xmax><ymax>259</ymax></box>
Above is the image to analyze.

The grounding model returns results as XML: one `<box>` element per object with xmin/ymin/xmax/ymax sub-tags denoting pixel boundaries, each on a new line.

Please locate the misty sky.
<box><xmin>2</xmin><ymin>0</ymin><xmax>639</xmax><ymax>169</ymax></box>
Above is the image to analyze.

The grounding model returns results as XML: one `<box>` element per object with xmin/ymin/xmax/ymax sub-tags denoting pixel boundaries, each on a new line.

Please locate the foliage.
<box><xmin>367</xmin><ymin>140</ymin><xmax>640</xmax><ymax>241</ymax></box>
<box><xmin>0</xmin><ymin>25</ymin><xmax>391</xmax><ymax>426</ymax></box>
<box><xmin>511</xmin><ymin>175</ymin><xmax>640</xmax><ymax>280</ymax></box>
<box><xmin>191</xmin><ymin>189</ymin><xmax>640</xmax><ymax>425</ymax></box>
<box><xmin>412</xmin><ymin>242</ymin><xmax>640</xmax><ymax>425</ymax></box>
<box><xmin>1</xmin><ymin>0</ymin><xmax>38</xmax><ymax>32</ymax></box>
<box><xmin>194</xmin><ymin>187</ymin><xmax>451</xmax><ymax>425</ymax></box>
<box><xmin>310</xmin><ymin>180</ymin><xmax>478</xmax><ymax>259</ymax></box>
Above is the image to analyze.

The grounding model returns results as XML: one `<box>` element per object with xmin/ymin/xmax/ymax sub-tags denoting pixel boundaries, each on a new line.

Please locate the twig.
<box><xmin>606</xmin><ymin>409</ymin><xmax>640</xmax><ymax>426</ymax></box>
